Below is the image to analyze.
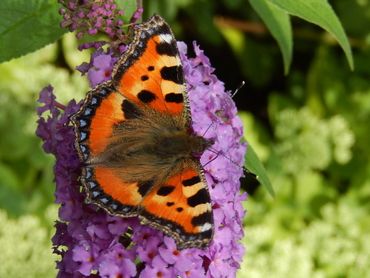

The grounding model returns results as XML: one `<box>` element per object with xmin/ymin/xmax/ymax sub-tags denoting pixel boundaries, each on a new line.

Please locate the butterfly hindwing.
<box><xmin>139</xmin><ymin>164</ymin><xmax>214</xmax><ymax>249</ymax></box>
<box><xmin>82</xmin><ymin>166</ymin><xmax>142</xmax><ymax>216</ymax></box>
<box><xmin>113</xmin><ymin>15</ymin><xmax>188</xmax><ymax>119</ymax></box>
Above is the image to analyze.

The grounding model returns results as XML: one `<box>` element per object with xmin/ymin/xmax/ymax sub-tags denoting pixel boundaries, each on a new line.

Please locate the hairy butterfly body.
<box><xmin>71</xmin><ymin>15</ymin><xmax>214</xmax><ymax>249</ymax></box>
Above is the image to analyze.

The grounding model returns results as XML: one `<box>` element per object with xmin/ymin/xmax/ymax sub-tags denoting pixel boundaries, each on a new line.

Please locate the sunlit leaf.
<box><xmin>0</xmin><ymin>0</ymin><xmax>66</xmax><ymax>63</ymax></box>
<box><xmin>268</xmin><ymin>0</ymin><xmax>354</xmax><ymax>70</ymax></box>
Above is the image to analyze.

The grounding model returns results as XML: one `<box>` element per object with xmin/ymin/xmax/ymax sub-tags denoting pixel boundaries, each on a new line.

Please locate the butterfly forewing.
<box><xmin>113</xmin><ymin>15</ymin><xmax>188</xmax><ymax>119</ymax></box>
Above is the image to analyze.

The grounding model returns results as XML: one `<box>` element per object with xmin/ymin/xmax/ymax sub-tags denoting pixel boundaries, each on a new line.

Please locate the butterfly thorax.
<box><xmin>151</xmin><ymin>132</ymin><xmax>212</xmax><ymax>159</ymax></box>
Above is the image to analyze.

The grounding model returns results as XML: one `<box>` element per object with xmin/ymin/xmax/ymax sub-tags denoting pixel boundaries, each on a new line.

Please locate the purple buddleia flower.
<box><xmin>59</xmin><ymin>0</ymin><xmax>124</xmax><ymax>42</ymax></box>
<box><xmin>37</xmin><ymin>41</ymin><xmax>246</xmax><ymax>277</ymax></box>
<box><xmin>77</xmin><ymin>49</ymin><xmax>118</xmax><ymax>87</ymax></box>
<box><xmin>58</xmin><ymin>0</ymin><xmax>143</xmax><ymax>51</ymax></box>
<box><xmin>87</xmin><ymin>53</ymin><xmax>114</xmax><ymax>87</ymax></box>
<box><xmin>98</xmin><ymin>243</ymin><xmax>137</xmax><ymax>277</ymax></box>
<box><xmin>130</xmin><ymin>7</ymin><xmax>143</xmax><ymax>24</ymax></box>
<box><xmin>140</xmin><ymin>256</ymin><xmax>175</xmax><ymax>278</ymax></box>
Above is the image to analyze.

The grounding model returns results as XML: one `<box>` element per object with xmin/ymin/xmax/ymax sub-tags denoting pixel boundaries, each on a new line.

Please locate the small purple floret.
<box><xmin>76</xmin><ymin>50</ymin><xmax>117</xmax><ymax>87</ymax></box>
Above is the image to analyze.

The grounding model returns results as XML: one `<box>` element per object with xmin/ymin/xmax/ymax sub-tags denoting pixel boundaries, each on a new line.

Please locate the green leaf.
<box><xmin>116</xmin><ymin>0</ymin><xmax>138</xmax><ymax>23</ymax></box>
<box><xmin>268</xmin><ymin>0</ymin><xmax>354</xmax><ymax>70</ymax></box>
<box><xmin>0</xmin><ymin>0</ymin><xmax>66</xmax><ymax>63</ymax></box>
<box><xmin>245</xmin><ymin>143</ymin><xmax>275</xmax><ymax>197</ymax></box>
<box><xmin>250</xmin><ymin>0</ymin><xmax>292</xmax><ymax>74</ymax></box>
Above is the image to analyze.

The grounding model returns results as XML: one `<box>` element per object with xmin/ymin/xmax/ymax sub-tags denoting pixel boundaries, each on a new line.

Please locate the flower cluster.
<box><xmin>37</xmin><ymin>41</ymin><xmax>246</xmax><ymax>277</ymax></box>
<box><xmin>0</xmin><ymin>208</ymin><xmax>57</xmax><ymax>277</ymax></box>
<box><xmin>275</xmin><ymin>108</ymin><xmax>354</xmax><ymax>174</ymax></box>
<box><xmin>58</xmin><ymin>0</ymin><xmax>142</xmax><ymax>51</ymax></box>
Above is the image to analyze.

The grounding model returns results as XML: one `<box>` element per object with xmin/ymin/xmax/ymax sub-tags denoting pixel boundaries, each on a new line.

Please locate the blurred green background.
<box><xmin>1</xmin><ymin>0</ymin><xmax>370</xmax><ymax>277</ymax></box>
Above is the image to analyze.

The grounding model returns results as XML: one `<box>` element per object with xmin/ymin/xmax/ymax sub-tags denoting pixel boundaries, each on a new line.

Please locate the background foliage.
<box><xmin>0</xmin><ymin>0</ymin><xmax>369</xmax><ymax>277</ymax></box>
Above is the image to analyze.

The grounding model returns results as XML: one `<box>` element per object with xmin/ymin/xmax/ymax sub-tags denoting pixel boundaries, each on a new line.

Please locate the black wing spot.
<box><xmin>138</xmin><ymin>181</ymin><xmax>154</xmax><ymax>196</ymax></box>
<box><xmin>191</xmin><ymin>211</ymin><xmax>212</xmax><ymax>227</ymax></box>
<box><xmin>176</xmin><ymin>207</ymin><xmax>184</xmax><ymax>212</ymax></box>
<box><xmin>160</xmin><ymin>66</ymin><xmax>184</xmax><ymax>84</ymax></box>
<box><xmin>165</xmin><ymin>93</ymin><xmax>183</xmax><ymax>103</ymax></box>
<box><xmin>137</xmin><ymin>90</ymin><xmax>156</xmax><ymax>103</ymax></box>
<box><xmin>166</xmin><ymin>202</ymin><xmax>175</xmax><ymax>207</ymax></box>
<box><xmin>157</xmin><ymin>186</ymin><xmax>175</xmax><ymax>196</ymax></box>
<box><xmin>141</xmin><ymin>75</ymin><xmax>149</xmax><ymax>81</ymax></box>
<box><xmin>182</xmin><ymin>176</ymin><xmax>201</xmax><ymax>187</ymax></box>
<box><xmin>122</xmin><ymin>100</ymin><xmax>142</xmax><ymax>119</ymax></box>
<box><xmin>187</xmin><ymin>188</ymin><xmax>210</xmax><ymax>207</ymax></box>
<box><xmin>147</xmin><ymin>66</ymin><xmax>155</xmax><ymax>71</ymax></box>
<box><xmin>156</xmin><ymin>41</ymin><xmax>177</xmax><ymax>57</ymax></box>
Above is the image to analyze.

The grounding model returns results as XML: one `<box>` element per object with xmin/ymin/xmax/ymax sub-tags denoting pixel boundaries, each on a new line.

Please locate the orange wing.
<box><xmin>139</xmin><ymin>165</ymin><xmax>214</xmax><ymax>249</ymax></box>
<box><xmin>112</xmin><ymin>15</ymin><xmax>188</xmax><ymax>120</ymax></box>
<box><xmin>72</xmin><ymin>83</ymin><xmax>126</xmax><ymax>158</ymax></box>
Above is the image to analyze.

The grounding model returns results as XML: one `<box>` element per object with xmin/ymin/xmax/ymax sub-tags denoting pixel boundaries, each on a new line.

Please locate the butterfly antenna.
<box><xmin>201</xmin><ymin>151</ymin><xmax>220</xmax><ymax>169</ymax></box>
<box><xmin>202</xmin><ymin>121</ymin><xmax>216</xmax><ymax>138</ymax></box>
<box><xmin>231</xmin><ymin>81</ymin><xmax>246</xmax><ymax>98</ymax></box>
<box><xmin>207</xmin><ymin>147</ymin><xmax>250</xmax><ymax>174</ymax></box>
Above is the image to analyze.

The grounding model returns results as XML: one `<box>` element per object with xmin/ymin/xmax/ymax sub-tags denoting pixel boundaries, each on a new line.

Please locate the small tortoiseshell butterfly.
<box><xmin>71</xmin><ymin>15</ymin><xmax>214</xmax><ymax>249</ymax></box>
